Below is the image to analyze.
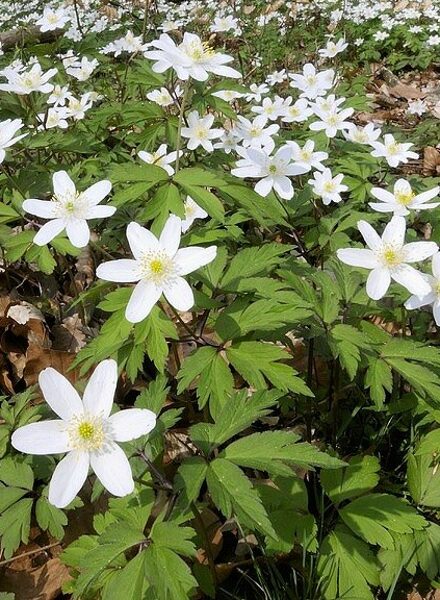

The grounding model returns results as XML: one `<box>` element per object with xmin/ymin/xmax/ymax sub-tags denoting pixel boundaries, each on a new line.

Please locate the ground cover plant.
<box><xmin>0</xmin><ymin>0</ymin><xmax>440</xmax><ymax>598</ymax></box>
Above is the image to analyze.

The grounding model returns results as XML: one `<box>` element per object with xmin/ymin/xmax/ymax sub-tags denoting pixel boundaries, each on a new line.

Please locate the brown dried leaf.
<box><xmin>388</xmin><ymin>83</ymin><xmax>425</xmax><ymax>100</ymax></box>
<box><xmin>423</xmin><ymin>147</ymin><xmax>440</xmax><ymax>176</ymax></box>
<box><xmin>0</xmin><ymin>557</ymin><xmax>71</xmax><ymax>600</ymax></box>
<box><xmin>24</xmin><ymin>347</ymin><xmax>79</xmax><ymax>386</ymax></box>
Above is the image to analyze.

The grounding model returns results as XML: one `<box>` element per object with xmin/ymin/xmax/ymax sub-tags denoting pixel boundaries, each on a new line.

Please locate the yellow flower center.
<box><xmin>301</xmin><ymin>150</ymin><xmax>312</xmax><ymax>160</ymax></box>
<box><xmin>150</xmin><ymin>259</ymin><xmax>164</xmax><ymax>274</ymax></box>
<box><xmin>395</xmin><ymin>190</ymin><xmax>415</xmax><ymax>206</ymax></box>
<box><xmin>68</xmin><ymin>414</ymin><xmax>106</xmax><ymax>451</ymax></box>
<box><xmin>387</xmin><ymin>142</ymin><xmax>400</xmax><ymax>155</ymax></box>
<box><xmin>78</xmin><ymin>421</ymin><xmax>95</xmax><ymax>440</ymax></box>
<box><xmin>187</xmin><ymin>41</ymin><xmax>214</xmax><ymax>61</ymax></box>
<box><xmin>381</xmin><ymin>246</ymin><xmax>402</xmax><ymax>267</ymax></box>
<box><xmin>323</xmin><ymin>181</ymin><xmax>336</xmax><ymax>193</ymax></box>
<box><xmin>196</xmin><ymin>127</ymin><xmax>208</xmax><ymax>140</ymax></box>
<box><xmin>268</xmin><ymin>164</ymin><xmax>278</xmax><ymax>174</ymax></box>
<box><xmin>249</xmin><ymin>127</ymin><xmax>261</xmax><ymax>137</ymax></box>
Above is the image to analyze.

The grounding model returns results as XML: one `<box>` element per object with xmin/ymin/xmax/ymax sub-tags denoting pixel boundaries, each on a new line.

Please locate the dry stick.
<box><xmin>0</xmin><ymin>542</ymin><xmax>60</xmax><ymax>567</ymax></box>
<box><xmin>73</xmin><ymin>0</ymin><xmax>84</xmax><ymax>36</ymax></box>
<box><xmin>142</xmin><ymin>0</ymin><xmax>150</xmax><ymax>43</ymax></box>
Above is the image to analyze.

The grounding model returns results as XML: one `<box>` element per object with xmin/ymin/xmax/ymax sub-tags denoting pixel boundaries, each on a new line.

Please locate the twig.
<box><xmin>0</xmin><ymin>542</ymin><xmax>60</xmax><ymax>567</ymax></box>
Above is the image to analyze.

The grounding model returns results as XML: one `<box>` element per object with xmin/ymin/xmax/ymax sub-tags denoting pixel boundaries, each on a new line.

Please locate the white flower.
<box><xmin>66</xmin><ymin>57</ymin><xmax>99</xmax><ymax>81</ymax></box>
<box><xmin>318</xmin><ymin>38</ymin><xmax>348</xmax><ymax>59</ymax></box>
<box><xmin>354</xmin><ymin>38</ymin><xmax>364</xmax><ymax>46</ymax></box>
<box><xmin>369</xmin><ymin>179</ymin><xmax>440</xmax><ymax>216</ymax></box>
<box><xmin>245</xmin><ymin>83</ymin><xmax>269</xmax><ymax>103</ymax></box>
<box><xmin>251</xmin><ymin>96</ymin><xmax>289</xmax><ymax>121</ymax></box>
<box><xmin>236</xmin><ymin>115</ymin><xmax>278</xmax><ymax>152</ymax></box>
<box><xmin>38</xmin><ymin>107</ymin><xmax>69</xmax><ymax>130</ymax></box>
<box><xmin>66</xmin><ymin>93</ymin><xmax>93</xmax><ymax>120</ymax></box>
<box><xmin>0</xmin><ymin>119</ymin><xmax>27</xmax><ymax>163</ymax></box>
<box><xmin>427</xmin><ymin>35</ymin><xmax>440</xmax><ymax>46</ymax></box>
<box><xmin>337</xmin><ymin>217</ymin><xmax>438</xmax><ymax>300</ymax></box>
<box><xmin>147</xmin><ymin>86</ymin><xmax>181</xmax><ymax>106</ymax></box>
<box><xmin>11</xmin><ymin>360</ymin><xmax>156</xmax><ymax>508</ymax></box>
<box><xmin>281</xmin><ymin>98</ymin><xmax>313</xmax><ymax>123</ymax></box>
<box><xmin>0</xmin><ymin>63</ymin><xmax>57</xmax><ymax>95</ymax></box>
<box><xmin>308</xmin><ymin>168</ymin><xmax>348</xmax><ymax>205</ymax></box>
<box><xmin>309</xmin><ymin>106</ymin><xmax>353</xmax><ymax>138</ymax></box>
<box><xmin>405</xmin><ymin>253</ymin><xmax>440</xmax><ymax>324</ymax></box>
<box><xmin>407</xmin><ymin>99</ymin><xmax>427</xmax><ymax>116</ymax></box>
<box><xmin>96</xmin><ymin>216</ymin><xmax>217</xmax><ymax>323</ymax></box>
<box><xmin>213</xmin><ymin>129</ymin><xmax>241</xmax><ymax>154</ymax></box>
<box><xmin>36</xmin><ymin>7</ymin><xmax>70</xmax><ymax>32</ymax></box>
<box><xmin>138</xmin><ymin>144</ymin><xmax>181</xmax><ymax>176</ymax></box>
<box><xmin>210</xmin><ymin>15</ymin><xmax>240</xmax><ymax>33</ymax></box>
<box><xmin>47</xmin><ymin>85</ymin><xmax>73</xmax><ymax>107</ymax></box>
<box><xmin>266</xmin><ymin>70</ymin><xmax>287</xmax><ymax>86</ymax></box>
<box><xmin>373</xmin><ymin>31</ymin><xmax>389</xmax><ymax>41</ymax></box>
<box><xmin>144</xmin><ymin>32</ymin><xmax>241</xmax><ymax>82</ymax></box>
<box><xmin>343</xmin><ymin>123</ymin><xmax>381</xmax><ymax>145</ymax></box>
<box><xmin>23</xmin><ymin>171</ymin><xmax>114</xmax><ymax>248</ymax></box>
<box><xmin>181</xmin><ymin>196</ymin><xmax>208</xmax><ymax>232</ymax></box>
<box><xmin>232</xmin><ymin>146</ymin><xmax>307</xmax><ymax>200</ymax></box>
<box><xmin>181</xmin><ymin>111</ymin><xmax>223</xmax><ymax>152</ymax></box>
<box><xmin>289</xmin><ymin>63</ymin><xmax>335</xmax><ymax>99</ymax></box>
<box><xmin>211</xmin><ymin>89</ymin><xmax>245</xmax><ymax>102</ymax></box>
<box><xmin>370</xmin><ymin>134</ymin><xmax>418</xmax><ymax>168</ymax></box>
<box><xmin>286</xmin><ymin>140</ymin><xmax>328</xmax><ymax>172</ymax></box>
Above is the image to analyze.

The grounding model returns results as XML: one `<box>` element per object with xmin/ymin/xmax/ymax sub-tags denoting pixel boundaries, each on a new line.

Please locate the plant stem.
<box><xmin>174</xmin><ymin>79</ymin><xmax>190</xmax><ymax>174</ymax></box>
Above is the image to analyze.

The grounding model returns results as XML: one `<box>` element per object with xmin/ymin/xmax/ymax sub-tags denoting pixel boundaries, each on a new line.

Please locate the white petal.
<box><xmin>274</xmin><ymin>176</ymin><xmax>294</xmax><ymax>200</ymax></box>
<box><xmin>391</xmin><ymin>265</ymin><xmax>432</xmax><ymax>297</ymax></box>
<box><xmin>366</xmin><ymin>268</ymin><xmax>391</xmax><ymax>300</ymax></box>
<box><xmin>39</xmin><ymin>367</ymin><xmax>83</xmax><ymax>420</ymax></box>
<box><xmin>382</xmin><ymin>216</ymin><xmax>406</xmax><ymax>247</ymax></box>
<box><xmin>255</xmin><ymin>177</ymin><xmax>273</xmax><ymax>197</ymax></box>
<box><xmin>357</xmin><ymin>220</ymin><xmax>381</xmax><ymax>250</ymax></box>
<box><xmin>83</xmin><ymin>359</ymin><xmax>118</xmax><ymax>418</ymax></box>
<box><xmin>404</xmin><ymin>242</ymin><xmax>438</xmax><ymax>263</ymax></box>
<box><xmin>84</xmin><ymin>205</ymin><xmax>116</xmax><ymax>219</ymax></box>
<box><xmin>33</xmin><ymin>219</ymin><xmax>65</xmax><ymax>245</ymax></box>
<box><xmin>11</xmin><ymin>420</ymin><xmax>70</xmax><ymax>455</ymax></box>
<box><xmin>125</xmin><ymin>279</ymin><xmax>162</xmax><ymax>323</ymax></box>
<box><xmin>48</xmin><ymin>451</ymin><xmax>89</xmax><ymax>508</ymax></box>
<box><xmin>405</xmin><ymin>292</ymin><xmax>435</xmax><ymax>310</ymax></box>
<box><xmin>90</xmin><ymin>443</ymin><xmax>134</xmax><ymax>497</ymax></box>
<box><xmin>53</xmin><ymin>170</ymin><xmax>76</xmax><ymax>198</ymax></box>
<box><xmin>175</xmin><ymin>246</ymin><xmax>217</xmax><ymax>275</ymax></box>
<box><xmin>336</xmin><ymin>248</ymin><xmax>378</xmax><ymax>269</ymax></box>
<box><xmin>369</xmin><ymin>202</ymin><xmax>400</xmax><ymax>214</ymax></box>
<box><xmin>432</xmin><ymin>253</ymin><xmax>440</xmax><ymax>279</ymax></box>
<box><xmin>433</xmin><ymin>299</ymin><xmax>440</xmax><ymax>326</ymax></box>
<box><xmin>81</xmin><ymin>180</ymin><xmax>112</xmax><ymax>206</ymax></box>
<box><xmin>96</xmin><ymin>259</ymin><xmax>141</xmax><ymax>282</ymax></box>
<box><xmin>159</xmin><ymin>215</ymin><xmax>182</xmax><ymax>256</ymax></box>
<box><xmin>163</xmin><ymin>277</ymin><xmax>194</xmax><ymax>311</ymax></box>
<box><xmin>66</xmin><ymin>220</ymin><xmax>90</xmax><ymax>248</ymax></box>
<box><xmin>126</xmin><ymin>222</ymin><xmax>159</xmax><ymax>259</ymax></box>
<box><xmin>108</xmin><ymin>409</ymin><xmax>156</xmax><ymax>442</ymax></box>
<box><xmin>22</xmin><ymin>199</ymin><xmax>56</xmax><ymax>218</ymax></box>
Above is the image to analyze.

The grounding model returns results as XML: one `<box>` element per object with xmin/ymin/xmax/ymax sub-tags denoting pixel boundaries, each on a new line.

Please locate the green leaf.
<box><xmin>206</xmin><ymin>458</ymin><xmax>276</xmax><ymax>538</ymax></box>
<box><xmin>0</xmin><ymin>498</ymin><xmax>33</xmax><ymax>559</ymax></box>
<box><xmin>133</xmin><ymin>306</ymin><xmax>178</xmax><ymax>373</ymax></box>
<box><xmin>102</xmin><ymin>551</ymin><xmax>148</xmax><ymax>600</ymax></box>
<box><xmin>144</xmin><ymin>545</ymin><xmax>198</xmax><ymax>600</ymax></box>
<box><xmin>223</xmin><ymin>430</ymin><xmax>345</xmax><ymax>476</ymax></box>
<box><xmin>135</xmin><ymin>375</ymin><xmax>169</xmax><ymax>414</ymax></box>
<box><xmin>407</xmin><ymin>452</ymin><xmax>440</xmax><ymax>507</ymax></box>
<box><xmin>0</xmin><ymin>457</ymin><xmax>34</xmax><ymax>490</ymax></box>
<box><xmin>73</xmin><ymin>523</ymin><xmax>145</xmax><ymax>598</ymax></box>
<box><xmin>339</xmin><ymin>493</ymin><xmax>427</xmax><ymax>548</ymax></box>
<box><xmin>36</xmin><ymin>496</ymin><xmax>67</xmax><ymax>539</ymax></box>
<box><xmin>173</xmin><ymin>167</ymin><xmax>228</xmax><ymax>188</ymax></box>
<box><xmin>227</xmin><ymin>341</ymin><xmax>313</xmax><ymax>395</ymax></box>
<box><xmin>365</xmin><ymin>358</ymin><xmax>393</xmax><ymax>408</ymax></box>
<box><xmin>109</xmin><ymin>163</ymin><xmax>169</xmax><ymax>184</ymax></box>
<box><xmin>176</xmin><ymin>346</ymin><xmax>233</xmax><ymax>416</ymax></box>
<box><xmin>175</xmin><ymin>457</ymin><xmax>208</xmax><ymax>511</ymax></box>
<box><xmin>150</xmin><ymin>521</ymin><xmax>196</xmax><ymax>557</ymax></box>
<box><xmin>321</xmin><ymin>455</ymin><xmax>380</xmax><ymax>504</ymax></box>
<box><xmin>191</xmin><ymin>388</ymin><xmax>281</xmax><ymax>450</ymax></box>
<box><xmin>177</xmin><ymin>184</ymin><xmax>224</xmax><ymax>221</ymax></box>
<box><xmin>317</xmin><ymin>526</ymin><xmax>380</xmax><ymax>600</ymax></box>
<box><xmin>221</xmin><ymin>244</ymin><xmax>292</xmax><ymax>290</ymax></box>
<box><xmin>329</xmin><ymin>324</ymin><xmax>372</xmax><ymax>380</ymax></box>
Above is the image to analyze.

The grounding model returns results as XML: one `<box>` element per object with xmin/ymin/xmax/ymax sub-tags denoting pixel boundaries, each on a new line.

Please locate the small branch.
<box><xmin>0</xmin><ymin>542</ymin><xmax>60</xmax><ymax>567</ymax></box>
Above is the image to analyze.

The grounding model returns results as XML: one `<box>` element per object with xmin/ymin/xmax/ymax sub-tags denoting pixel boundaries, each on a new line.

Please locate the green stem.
<box><xmin>174</xmin><ymin>79</ymin><xmax>190</xmax><ymax>174</ymax></box>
